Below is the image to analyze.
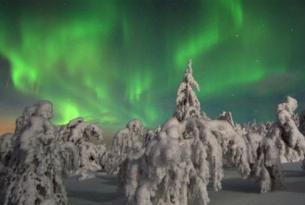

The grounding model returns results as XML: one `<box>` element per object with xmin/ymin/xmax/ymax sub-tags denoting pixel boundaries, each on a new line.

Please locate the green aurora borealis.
<box><xmin>1</xmin><ymin>0</ymin><xmax>305</xmax><ymax>133</ymax></box>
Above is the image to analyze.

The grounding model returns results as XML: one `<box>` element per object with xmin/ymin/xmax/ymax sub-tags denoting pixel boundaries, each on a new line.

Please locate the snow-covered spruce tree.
<box><xmin>56</xmin><ymin>117</ymin><xmax>107</xmax><ymax>180</ymax></box>
<box><xmin>0</xmin><ymin>101</ymin><xmax>79</xmax><ymax>205</ymax></box>
<box><xmin>255</xmin><ymin>124</ymin><xmax>284</xmax><ymax>192</ymax></box>
<box><xmin>236</xmin><ymin>121</ymin><xmax>277</xmax><ymax>193</ymax></box>
<box><xmin>110</xmin><ymin>119</ymin><xmax>145</xmax><ymax>188</ymax></box>
<box><xmin>112</xmin><ymin>119</ymin><xmax>144</xmax><ymax>155</ymax></box>
<box><xmin>175</xmin><ymin>62</ymin><xmax>250</xmax><ymax>178</ymax></box>
<box><xmin>199</xmin><ymin>117</ymin><xmax>250</xmax><ymax>179</ymax></box>
<box><xmin>185</xmin><ymin>118</ymin><xmax>224</xmax><ymax>191</ymax></box>
<box><xmin>240</xmin><ymin>122</ymin><xmax>267</xmax><ymax>167</ymax></box>
<box><xmin>126</xmin><ymin>127</ymin><xmax>211</xmax><ymax>205</ymax></box>
<box><xmin>175</xmin><ymin>59</ymin><xmax>201</xmax><ymax>121</ymax></box>
<box><xmin>276</xmin><ymin>97</ymin><xmax>305</xmax><ymax>162</ymax></box>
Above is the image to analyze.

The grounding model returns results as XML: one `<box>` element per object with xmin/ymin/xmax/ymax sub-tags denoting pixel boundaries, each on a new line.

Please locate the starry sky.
<box><xmin>1</xmin><ymin>0</ymin><xmax>305</xmax><ymax>135</ymax></box>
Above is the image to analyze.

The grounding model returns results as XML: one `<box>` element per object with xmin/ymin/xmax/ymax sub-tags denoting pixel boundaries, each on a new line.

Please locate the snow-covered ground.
<box><xmin>66</xmin><ymin>173</ymin><xmax>124</xmax><ymax>205</ymax></box>
<box><xmin>66</xmin><ymin>162</ymin><xmax>305</xmax><ymax>205</ymax></box>
<box><xmin>209</xmin><ymin>162</ymin><xmax>305</xmax><ymax>205</ymax></box>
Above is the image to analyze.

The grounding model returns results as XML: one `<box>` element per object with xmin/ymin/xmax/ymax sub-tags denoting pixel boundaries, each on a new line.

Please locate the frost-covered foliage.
<box><xmin>109</xmin><ymin>119</ymin><xmax>145</xmax><ymax>189</ymax></box>
<box><xmin>241</xmin><ymin>122</ymin><xmax>267</xmax><ymax>166</ymax></box>
<box><xmin>0</xmin><ymin>133</ymin><xmax>15</xmax><ymax>201</ymax></box>
<box><xmin>0</xmin><ymin>133</ymin><xmax>14</xmax><ymax>169</ymax></box>
<box><xmin>185</xmin><ymin>118</ymin><xmax>224</xmax><ymax>191</ymax></box>
<box><xmin>256</xmin><ymin>124</ymin><xmax>284</xmax><ymax>192</ymax></box>
<box><xmin>125</xmin><ymin>127</ymin><xmax>211</xmax><ymax>205</ymax></box>
<box><xmin>238</xmin><ymin>121</ymin><xmax>282</xmax><ymax>193</ymax></box>
<box><xmin>0</xmin><ymin>101</ymin><xmax>79</xmax><ymax>205</ymax></box>
<box><xmin>276</xmin><ymin>96</ymin><xmax>305</xmax><ymax>161</ymax></box>
<box><xmin>57</xmin><ymin>117</ymin><xmax>107</xmax><ymax>180</ymax></box>
<box><xmin>299</xmin><ymin>109</ymin><xmax>305</xmax><ymax>170</ymax></box>
<box><xmin>219</xmin><ymin>105</ymin><xmax>304</xmax><ymax>193</ymax></box>
<box><xmin>299</xmin><ymin>109</ymin><xmax>305</xmax><ymax>135</ymax></box>
<box><xmin>175</xmin><ymin>60</ymin><xmax>201</xmax><ymax>121</ymax></box>
<box><xmin>218</xmin><ymin>111</ymin><xmax>235</xmax><ymax>127</ymax></box>
<box><xmin>143</xmin><ymin>127</ymin><xmax>161</xmax><ymax>148</ymax></box>
<box><xmin>202</xmin><ymin>118</ymin><xmax>251</xmax><ymax>178</ymax></box>
<box><xmin>112</xmin><ymin>119</ymin><xmax>144</xmax><ymax>157</ymax></box>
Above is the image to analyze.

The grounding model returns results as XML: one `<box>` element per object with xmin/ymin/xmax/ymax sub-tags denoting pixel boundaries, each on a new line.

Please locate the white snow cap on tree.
<box><xmin>176</xmin><ymin>59</ymin><xmax>201</xmax><ymax>121</ymax></box>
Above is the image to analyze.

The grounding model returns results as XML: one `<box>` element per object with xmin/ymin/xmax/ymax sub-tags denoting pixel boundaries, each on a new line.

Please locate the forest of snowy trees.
<box><xmin>1</xmin><ymin>60</ymin><xmax>305</xmax><ymax>205</ymax></box>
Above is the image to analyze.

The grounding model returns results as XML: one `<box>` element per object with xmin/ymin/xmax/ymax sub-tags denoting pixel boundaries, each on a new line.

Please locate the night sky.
<box><xmin>1</xmin><ymin>0</ymin><xmax>305</xmax><ymax>135</ymax></box>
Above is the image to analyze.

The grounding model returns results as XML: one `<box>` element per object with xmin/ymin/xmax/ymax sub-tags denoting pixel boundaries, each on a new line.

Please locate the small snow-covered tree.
<box><xmin>112</xmin><ymin>119</ymin><xmax>144</xmax><ymax>157</ymax></box>
<box><xmin>109</xmin><ymin>119</ymin><xmax>145</xmax><ymax>190</ymax></box>
<box><xmin>57</xmin><ymin>117</ymin><xmax>107</xmax><ymax>180</ymax></box>
<box><xmin>276</xmin><ymin>96</ymin><xmax>305</xmax><ymax>161</ymax></box>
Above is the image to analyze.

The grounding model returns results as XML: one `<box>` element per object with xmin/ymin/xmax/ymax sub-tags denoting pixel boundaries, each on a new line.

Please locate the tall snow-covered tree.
<box><xmin>0</xmin><ymin>101</ymin><xmax>79</xmax><ymax>205</ymax></box>
<box><xmin>175</xmin><ymin>60</ymin><xmax>201</xmax><ymax>121</ymax></box>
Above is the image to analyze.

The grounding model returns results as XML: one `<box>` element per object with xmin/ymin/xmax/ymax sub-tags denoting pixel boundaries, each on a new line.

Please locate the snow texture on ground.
<box><xmin>66</xmin><ymin>162</ymin><xmax>305</xmax><ymax>205</ymax></box>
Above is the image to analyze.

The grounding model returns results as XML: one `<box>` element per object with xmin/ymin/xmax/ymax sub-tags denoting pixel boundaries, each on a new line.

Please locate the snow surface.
<box><xmin>65</xmin><ymin>162</ymin><xmax>305</xmax><ymax>205</ymax></box>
